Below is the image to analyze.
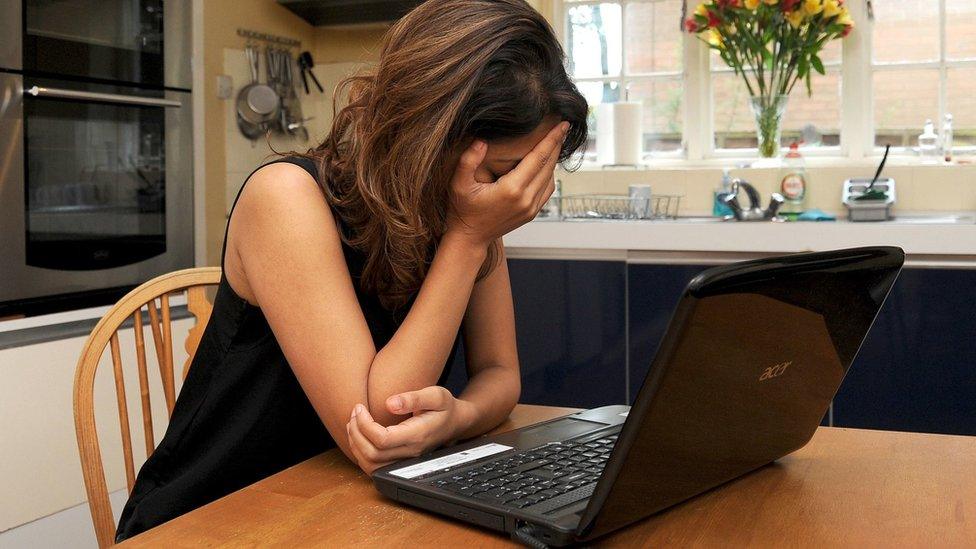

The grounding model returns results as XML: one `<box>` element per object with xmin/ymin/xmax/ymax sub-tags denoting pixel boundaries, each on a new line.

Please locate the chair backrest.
<box><xmin>73</xmin><ymin>267</ymin><xmax>222</xmax><ymax>547</ymax></box>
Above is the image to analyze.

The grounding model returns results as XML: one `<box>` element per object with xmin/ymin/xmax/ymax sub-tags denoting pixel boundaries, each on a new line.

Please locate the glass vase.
<box><xmin>749</xmin><ymin>95</ymin><xmax>789</xmax><ymax>159</ymax></box>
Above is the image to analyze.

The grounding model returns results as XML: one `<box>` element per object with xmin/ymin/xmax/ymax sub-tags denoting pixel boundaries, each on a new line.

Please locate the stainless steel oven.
<box><xmin>0</xmin><ymin>1</ymin><xmax>192</xmax><ymax>317</ymax></box>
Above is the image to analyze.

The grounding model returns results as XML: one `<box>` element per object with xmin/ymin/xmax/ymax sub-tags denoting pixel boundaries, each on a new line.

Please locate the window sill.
<box><xmin>567</xmin><ymin>155</ymin><xmax>976</xmax><ymax>172</ymax></box>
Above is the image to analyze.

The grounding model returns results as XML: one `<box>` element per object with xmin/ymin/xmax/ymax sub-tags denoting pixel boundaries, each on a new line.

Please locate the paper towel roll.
<box><xmin>597</xmin><ymin>102</ymin><xmax>643</xmax><ymax>166</ymax></box>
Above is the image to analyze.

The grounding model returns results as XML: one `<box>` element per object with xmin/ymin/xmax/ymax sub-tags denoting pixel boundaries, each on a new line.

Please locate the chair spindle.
<box><xmin>110</xmin><ymin>333</ymin><xmax>136</xmax><ymax>493</ymax></box>
<box><xmin>133</xmin><ymin>308</ymin><xmax>155</xmax><ymax>455</ymax></box>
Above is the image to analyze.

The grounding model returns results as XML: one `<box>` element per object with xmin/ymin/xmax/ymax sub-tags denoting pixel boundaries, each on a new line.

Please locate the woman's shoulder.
<box><xmin>223</xmin><ymin>158</ymin><xmax>348</xmax><ymax>301</ymax></box>
<box><xmin>234</xmin><ymin>160</ymin><xmax>328</xmax><ymax>219</ymax></box>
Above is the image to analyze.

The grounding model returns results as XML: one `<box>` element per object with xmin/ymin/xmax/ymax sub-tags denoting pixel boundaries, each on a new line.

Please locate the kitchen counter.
<box><xmin>503</xmin><ymin>216</ymin><xmax>976</xmax><ymax>265</ymax></box>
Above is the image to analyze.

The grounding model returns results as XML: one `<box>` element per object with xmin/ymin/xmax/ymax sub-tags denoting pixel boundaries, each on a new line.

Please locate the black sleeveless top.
<box><xmin>116</xmin><ymin>157</ymin><xmax>457</xmax><ymax>541</ymax></box>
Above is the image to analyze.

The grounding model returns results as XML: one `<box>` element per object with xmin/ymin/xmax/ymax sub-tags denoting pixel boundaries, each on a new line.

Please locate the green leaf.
<box><xmin>805</xmin><ymin>70</ymin><xmax>813</xmax><ymax>96</ymax></box>
<box><xmin>797</xmin><ymin>57</ymin><xmax>809</xmax><ymax>79</ymax></box>
<box><xmin>810</xmin><ymin>55</ymin><xmax>825</xmax><ymax>75</ymax></box>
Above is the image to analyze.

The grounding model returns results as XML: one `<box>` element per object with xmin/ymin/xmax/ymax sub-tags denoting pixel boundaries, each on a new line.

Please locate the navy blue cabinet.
<box><xmin>442</xmin><ymin>259</ymin><xmax>627</xmax><ymax>408</ymax></box>
<box><xmin>449</xmin><ymin>258</ymin><xmax>976</xmax><ymax>437</ymax></box>
<box><xmin>627</xmin><ymin>264</ymin><xmax>711</xmax><ymax>403</ymax></box>
<box><xmin>506</xmin><ymin>259</ymin><xmax>628</xmax><ymax>408</ymax></box>
<box><xmin>833</xmin><ymin>268</ymin><xmax>976</xmax><ymax>436</ymax></box>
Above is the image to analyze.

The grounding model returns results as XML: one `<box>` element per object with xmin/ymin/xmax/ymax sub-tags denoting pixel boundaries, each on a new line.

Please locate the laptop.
<box><xmin>373</xmin><ymin>246</ymin><xmax>905</xmax><ymax>546</ymax></box>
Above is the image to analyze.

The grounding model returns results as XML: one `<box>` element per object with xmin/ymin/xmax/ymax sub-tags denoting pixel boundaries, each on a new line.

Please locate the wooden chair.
<box><xmin>73</xmin><ymin>267</ymin><xmax>222</xmax><ymax>547</ymax></box>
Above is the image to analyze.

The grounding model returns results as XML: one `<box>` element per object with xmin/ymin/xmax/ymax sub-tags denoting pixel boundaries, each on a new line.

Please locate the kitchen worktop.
<box><xmin>503</xmin><ymin>216</ymin><xmax>976</xmax><ymax>261</ymax></box>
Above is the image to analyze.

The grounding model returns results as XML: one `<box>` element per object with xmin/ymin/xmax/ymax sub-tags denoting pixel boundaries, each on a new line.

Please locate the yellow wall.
<box><xmin>313</xmin><ymin>25</ymin><xmax>387</xmax><ymax>63</ymax></box>
<box><xmin>199</xmin><ymin>0</ymin><xmax>554</xmax><ymax>265</ymax></box>
<box><xmin>199</xmin><ymin>0</ymin><xmax>316</xmax><ymax>266</ymax></box>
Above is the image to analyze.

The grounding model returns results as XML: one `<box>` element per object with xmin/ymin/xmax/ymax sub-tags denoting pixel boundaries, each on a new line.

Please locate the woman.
<box><xmin>115</xmin><ymin>0</ymin><xmax>587</xmax><ymax>540</ymax></box>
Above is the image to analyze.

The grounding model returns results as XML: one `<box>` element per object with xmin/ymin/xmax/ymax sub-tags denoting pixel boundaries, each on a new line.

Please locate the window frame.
<box><xmin>559</xmin><ymin>0</ymin><xmax>687</xmax><ymax>160</ymax></box>
<box><xmin>553</xmin><ymin>0</ymin><xmax>976</xmax><ymax>164</ymax></box>
<box><xmin>869</xmin><ymin>0</ymin><xmax>976</xmax><ymax>154</ymax></box>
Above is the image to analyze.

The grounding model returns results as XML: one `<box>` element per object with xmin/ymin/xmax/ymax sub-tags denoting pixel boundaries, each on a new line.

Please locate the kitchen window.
<box><xmin>555</xmin><ymin>0</ymin><xmax>976</xmax><ymax>161</ymax></box>
<box><xmin>870</xmin><ymin>0</ymin><xmax>976</xmax><ymax>150</ymax></box>
<box><xmin>565</xmin><ymin>1</ymin><xmax>685</xmax><ymax>158</ymax></box>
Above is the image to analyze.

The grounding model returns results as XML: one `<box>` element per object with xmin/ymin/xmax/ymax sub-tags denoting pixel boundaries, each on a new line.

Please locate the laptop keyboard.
<box><xmin>428</xmin><ymin>434</ymin><xmax>618</xmax><ymax>512</ymax></box>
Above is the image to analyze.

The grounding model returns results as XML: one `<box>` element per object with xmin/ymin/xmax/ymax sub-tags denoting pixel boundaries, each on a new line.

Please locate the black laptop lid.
<box><xmin>577</xmin><ymin>247</ymin><xmax>905</xmax><ymax>540</ymax></box>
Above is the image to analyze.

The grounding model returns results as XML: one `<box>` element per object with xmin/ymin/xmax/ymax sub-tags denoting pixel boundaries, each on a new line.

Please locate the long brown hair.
<box><xmin>308</xmin><ymin>0</ymin><xmax>587</xmax><ymax>310</ymax></box>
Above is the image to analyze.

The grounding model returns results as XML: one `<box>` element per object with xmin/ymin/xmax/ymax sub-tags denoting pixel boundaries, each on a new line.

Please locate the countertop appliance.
<box><xmin>843</xmin><ymin>178</ymin><xmax>897</xmax><ymax>222</ymax></box>
<box><xmin>0</xmin><ymin>0</ymin><xmax>193</xmax><ymax>317</ymax></box>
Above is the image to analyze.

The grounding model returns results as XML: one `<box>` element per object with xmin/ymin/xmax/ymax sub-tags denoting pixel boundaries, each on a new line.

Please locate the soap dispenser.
<box><xmin>713</xmin><ymin>169</ymin><xmax>734</xmax><ymax>217</ymax></box>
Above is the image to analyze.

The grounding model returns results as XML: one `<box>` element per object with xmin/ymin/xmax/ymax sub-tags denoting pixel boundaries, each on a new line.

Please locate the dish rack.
<box><xmin>549</xmin><ymin>194</ymin><xmax>683</xmax><ymax>221</ymax></box>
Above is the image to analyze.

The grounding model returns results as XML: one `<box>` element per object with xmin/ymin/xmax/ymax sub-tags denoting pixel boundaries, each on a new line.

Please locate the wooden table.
<box><xmin>122</xmin><ymin>404</ymin><xmax>976</xmax><ymax>547</ymax></box>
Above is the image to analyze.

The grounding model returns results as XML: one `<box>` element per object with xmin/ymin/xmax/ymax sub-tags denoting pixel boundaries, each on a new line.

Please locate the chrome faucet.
<box><xmin>721</xmin><ymin>178</ymin><xmax>784</xmax><ymax>221</ymax></box>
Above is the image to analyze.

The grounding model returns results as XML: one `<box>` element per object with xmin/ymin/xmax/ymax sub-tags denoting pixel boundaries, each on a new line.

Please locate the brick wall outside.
<box><xmin>575</xmin><ymin>0</ymin><xmax>976</xmax><ymax>150</ymax></box>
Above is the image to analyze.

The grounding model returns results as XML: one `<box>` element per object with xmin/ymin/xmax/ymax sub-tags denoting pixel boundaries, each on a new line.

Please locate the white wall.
<box><xmin>0</xmin><ymin>320</ymin><xmax>191</xmax><ymax>541</ymax></box>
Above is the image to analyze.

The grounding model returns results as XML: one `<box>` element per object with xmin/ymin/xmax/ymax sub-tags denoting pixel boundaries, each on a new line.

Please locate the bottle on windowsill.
<box><xmin>779</xmin><ymin>142</ymin><xmax>807</xmax><ymax>220</ymax></box>
<box><xmin>713</xmin><ymin>168</ymin><xmax>734</xmax><ymax>218</ymax></box>
<box><xmin>943</xmin><ymin>113</ymin><xmax>954</xmax><ymax>163</ymax></box>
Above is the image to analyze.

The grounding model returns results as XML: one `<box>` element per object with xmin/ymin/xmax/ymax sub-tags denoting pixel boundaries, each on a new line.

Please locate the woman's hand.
<box><xmin>345</xmin><ymin>386</ymin><xmax>475</xmax><ymax>475</ymax></box>
<box><xmin>447</xmin><ymin>121</ymin><xmax>569</xmax><ymax>248</ymax></box>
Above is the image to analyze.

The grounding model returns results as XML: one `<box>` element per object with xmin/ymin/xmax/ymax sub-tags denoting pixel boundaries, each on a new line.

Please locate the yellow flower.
<box><xmin>707</xmin><ymin>28</ymin><xmax>724</xmax><ymax>48</ymax></box>
<box><xmin>802</xmin><ymin>0</ymin><xmax>823</xmax><ymax>16</ymax></box>
<box><xmin>763</xmin><ymin>0</ymin><xmax>778</xmax><ymax>5</ymax></box>
<box><xmin>745</xmin><ymin>0</ymin><xmax>761</xmax><ymax>8</ymax></box>
<box><xmin>695</xmin><ymin>3</ymin><xmax>709</xmax><ymax>17</ymax></box>
<box><xmin>823</xmin><ymin>0</ymin><xmax>842</xmax><ymax>17</ymax></box>
<box><xmin>836</xmin><ymin>10</ymin><xmax>853</xmax><ymax>27</ymax></box>
<box><xmin>786</xmin><ymin>10</ymin><xmax>805</xmax><ymax>28</ymax></box>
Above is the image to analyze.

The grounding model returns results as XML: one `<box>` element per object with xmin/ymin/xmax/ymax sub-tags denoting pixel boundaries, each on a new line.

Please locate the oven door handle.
<box><xmin>24</xmin><ymin>86</ymin><xmax>182</xmax><ymax>108</ymax></box>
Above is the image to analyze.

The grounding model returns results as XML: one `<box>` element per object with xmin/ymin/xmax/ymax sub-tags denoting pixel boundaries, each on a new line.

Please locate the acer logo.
<box><xmin>759</xmin><ymin>361</ymin><xmax>792</xmax><ymax>381</ymax></box>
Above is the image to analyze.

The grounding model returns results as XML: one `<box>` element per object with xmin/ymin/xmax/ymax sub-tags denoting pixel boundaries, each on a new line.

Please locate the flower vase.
<box><xmin>749</xmin><ymin>95</ymin><xmax>789</xmax><ymax>159</ymax></box>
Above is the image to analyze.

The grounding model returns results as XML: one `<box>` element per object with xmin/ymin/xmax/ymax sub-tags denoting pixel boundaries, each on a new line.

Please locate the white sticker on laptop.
<box><xmin>388</xmin><ymin>443</ymin><xmax>512</xmax><ymax>479</ymax></box>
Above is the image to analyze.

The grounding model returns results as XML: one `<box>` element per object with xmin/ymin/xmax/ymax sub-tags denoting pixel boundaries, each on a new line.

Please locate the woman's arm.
<box><xmin>228</xmin><ymin>122</ymin><xmax>567</xmax><ymax>467</ymax></box>
<box><xmin>364</xmin><ymin>229</ymin><xmax>487</xmax><ymax>424</ymax></box>
<box><xmin>344</xmin><ymin>243</ymin><xmax>521</xmax><ymax>472</ymax></box>
<box><xmin>454</xmin><ymin>244</ymin><xmax>521</xmax><ymax>440</ymax></box>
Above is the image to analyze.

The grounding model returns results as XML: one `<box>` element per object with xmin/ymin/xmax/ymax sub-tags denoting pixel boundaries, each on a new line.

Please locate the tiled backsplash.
<box><xmin>557</xmin><ymin>163</ymin><xmax>976</xmax><ymax>217</ymax></box>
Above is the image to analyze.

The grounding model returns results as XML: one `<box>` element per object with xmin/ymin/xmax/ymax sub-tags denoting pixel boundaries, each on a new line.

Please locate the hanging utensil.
<box><xmin>297</xmin><ymin>51</ymin><xmax>324</xmax><ymax>94</ymax></box>
<box><xmin>236</xmin><ymin>45</ymin><xmax>266</xmax><ymax>139</ymax></box>
<box><xmin>236</xmin><ymin>43</ymin><xmax>279</xmax><ymax>140</ymax></box>
<box><xmin>280</xmin><ymin>49</ymin><xmax>312</xmax><ymax>141</ymax></box>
